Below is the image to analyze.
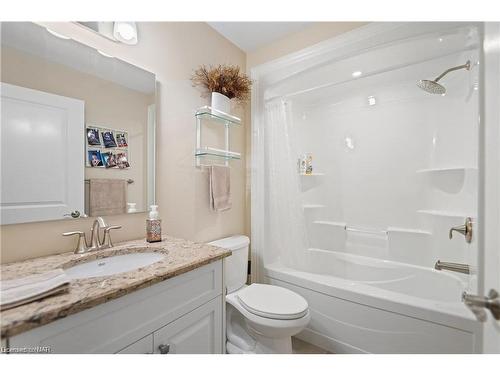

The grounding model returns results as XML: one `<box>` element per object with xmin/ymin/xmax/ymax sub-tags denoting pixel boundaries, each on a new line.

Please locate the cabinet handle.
<box><xmin>158</xmin><ymin>344</ymin><xmax>170</xmax><ymax>354</ymax></box>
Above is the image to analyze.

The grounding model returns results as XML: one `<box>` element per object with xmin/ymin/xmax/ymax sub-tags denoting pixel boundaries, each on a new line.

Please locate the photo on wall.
<box><xmin>102</xmin><ymin>152</ymin><xmax>118</xmax><ymax>168</ymax></box>
<box><xmin>116</xmin><ymin>132</ymin><xmax>128</xmax><ymax>147</ymax></box>
<box><xmin>116</xmin><ymin>152</ymin><xmax>130</xmax><ymax>169</ymax></box>
<box><xmin>87</xmin><ymin>127</ymin><xmax>101</xmax><ymax>146</ymax></box>
<box><xmin>102</xmin><ymin>130</ymin><xmax>117</xmax><ymax>148</ymax></box>
<box><xmin>88</xmin><ymin>149</ymin><xmax>103</xmax><ymax>167</ymax></box>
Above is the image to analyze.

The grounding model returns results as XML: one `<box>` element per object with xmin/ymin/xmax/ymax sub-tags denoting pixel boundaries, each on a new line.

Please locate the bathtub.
<box><xmin>264</xmin><ymin>248</ymin><xmax>481</xmax><ymax>353</ymax></box>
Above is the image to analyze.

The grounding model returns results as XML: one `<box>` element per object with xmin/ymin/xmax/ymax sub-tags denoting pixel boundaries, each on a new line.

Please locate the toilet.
<box><xmin>209</xmin><ymin>235</ymin><xmax>310</xmax><ymax>354</ymax></box>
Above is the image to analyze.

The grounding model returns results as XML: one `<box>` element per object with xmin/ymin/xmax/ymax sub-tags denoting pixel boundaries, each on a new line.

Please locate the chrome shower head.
<box><xmin>417</xmin><ymin>60</ymin><xmax>471</xmax><ymax>95</ymax></box>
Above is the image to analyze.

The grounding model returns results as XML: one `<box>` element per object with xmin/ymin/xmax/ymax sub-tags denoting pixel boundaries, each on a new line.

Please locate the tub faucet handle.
<box><xmin>449</xmin><ymin>217</ymin><xmax>473</xmax><ymax>243</ymax></box>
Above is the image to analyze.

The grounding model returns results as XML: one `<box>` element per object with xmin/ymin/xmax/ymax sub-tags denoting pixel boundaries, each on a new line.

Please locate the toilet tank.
<box><xmin>209</xmin><ymin>235</ymin><xmax>250</xmax><ymax>293</ymax></box>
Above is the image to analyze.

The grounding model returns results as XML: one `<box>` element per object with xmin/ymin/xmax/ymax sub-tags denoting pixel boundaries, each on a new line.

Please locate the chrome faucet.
<box><xmin>63</xmin><ymin>217</ymin><xmax>121</xmax><ymax>254</ymax></box>
<box><xmin>434</xmin><ymin>260</ymin><xmax>470</xmax><ymax>274</ymax></box>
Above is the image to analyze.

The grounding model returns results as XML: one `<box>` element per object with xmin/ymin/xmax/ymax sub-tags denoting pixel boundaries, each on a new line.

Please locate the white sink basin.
<box><xmin>65</xmin><ymin>252</ymin><xmax>165</xmax><ymax>280</ymax></box>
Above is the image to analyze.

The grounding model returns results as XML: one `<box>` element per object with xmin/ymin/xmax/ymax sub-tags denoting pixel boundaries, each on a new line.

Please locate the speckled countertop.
<box><xmin>0</xmin><ymin>236</ymin><xmax>231</xmax><ymax>338</ymax></box>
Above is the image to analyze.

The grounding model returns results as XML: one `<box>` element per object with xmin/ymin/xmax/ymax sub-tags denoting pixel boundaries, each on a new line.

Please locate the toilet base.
<box><xmin>226</xmin><ymin>336</ymin><xmax>293</xmax><ymax>354</ymax></box>
<box><xmin>226</xmin><ymin>303</ymin><xmax>297</xmax><ymax>354</ymax></box>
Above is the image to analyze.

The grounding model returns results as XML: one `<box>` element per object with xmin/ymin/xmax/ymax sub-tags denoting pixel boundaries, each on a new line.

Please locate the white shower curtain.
<box><xmin>265</xmin><ymin>99</ymin><xmax>308</xmax><ymax>269</ymax></box>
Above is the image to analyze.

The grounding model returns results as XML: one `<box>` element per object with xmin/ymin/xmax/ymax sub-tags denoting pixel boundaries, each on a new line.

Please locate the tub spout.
<box><xmin>434</xmin><ymin>260</ymin><xmax>470</xmax><ymax>274</ymax></box>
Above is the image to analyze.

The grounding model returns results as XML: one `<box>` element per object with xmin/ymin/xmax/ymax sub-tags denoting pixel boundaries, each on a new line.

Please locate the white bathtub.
<box><xmin>264</xmin><ymin>248</ymin><xmax>481</xmax><ymax>353</ymax></box>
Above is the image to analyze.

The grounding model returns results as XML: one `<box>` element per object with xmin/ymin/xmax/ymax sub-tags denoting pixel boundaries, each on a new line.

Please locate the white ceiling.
<box><xmin>207</xmin><ymin>22</ymin><xmax>313</xmax><ymax>52</ymax></box>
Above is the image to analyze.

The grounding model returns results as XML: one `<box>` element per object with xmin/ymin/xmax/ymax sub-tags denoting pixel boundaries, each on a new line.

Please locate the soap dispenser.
<box><xmin>146</xmin><ymin>205</ymin><xmax>162</xmax><ymax>243</ymax></box>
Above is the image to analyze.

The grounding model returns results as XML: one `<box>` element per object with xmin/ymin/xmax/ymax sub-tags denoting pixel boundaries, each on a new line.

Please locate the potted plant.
<box><xmin>191</xmin><ymin>64</ymin><xmax>252</xmax><ymax>114</ymax></box>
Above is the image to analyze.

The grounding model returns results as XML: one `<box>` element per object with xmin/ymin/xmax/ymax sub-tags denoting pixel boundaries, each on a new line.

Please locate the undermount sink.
<box><xmin>64</xmin><ymin>252</ymin><xmax>165</xmax><ymax>280</ymax></box>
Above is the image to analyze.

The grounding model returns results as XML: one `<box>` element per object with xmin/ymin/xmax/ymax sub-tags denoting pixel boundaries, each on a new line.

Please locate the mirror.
<box><xmin>0</xmin><ymin>22</ymin><xmax>156</xmax><ymax>225</ymax></box>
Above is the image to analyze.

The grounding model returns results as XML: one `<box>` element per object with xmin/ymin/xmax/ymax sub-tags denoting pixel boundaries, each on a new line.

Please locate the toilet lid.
<box><xmin>236</xmin><ymin>284</ymin><xmax>308</xmax><ymax>320</ymax></box>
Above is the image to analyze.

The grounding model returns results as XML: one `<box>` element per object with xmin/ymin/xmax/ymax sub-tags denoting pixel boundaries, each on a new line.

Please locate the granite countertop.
<box><xmin>0</xmin><ymin>236</ymin><xmax>231</xmax><ymax>338</ymax></box>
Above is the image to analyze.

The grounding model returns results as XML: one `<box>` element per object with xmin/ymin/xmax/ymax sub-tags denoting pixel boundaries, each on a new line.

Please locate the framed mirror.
<box><xmin>0</xmin><ymin>22</ymin><xmax>156</xmax><ymax>224</ymax></box>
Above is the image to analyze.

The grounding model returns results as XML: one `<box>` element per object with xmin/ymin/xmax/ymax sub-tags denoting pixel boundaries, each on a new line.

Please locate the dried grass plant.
<box><xmin>191</xmin><ymin>64</ymin><xmax>252</xmax><ymax>103</ymax></box>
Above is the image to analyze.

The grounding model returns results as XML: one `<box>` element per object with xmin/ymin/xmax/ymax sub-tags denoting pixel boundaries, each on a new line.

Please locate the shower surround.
<box><xmin>251</xmin><ymin>23</ymin><xmax>483</xmax><ymax>353</ymax></box>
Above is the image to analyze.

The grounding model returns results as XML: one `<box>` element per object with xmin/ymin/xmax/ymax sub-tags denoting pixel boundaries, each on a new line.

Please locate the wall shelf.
<box><xmin>299</xmin><ymin>172</ymin><xmax>325</xmax><ymax>176</ymax></box>
<box><xmin>416</xmin><ymin>167</ymin><xmax>477</xmax><ymax>174</ymax></box>
<box><xmin>195</xmin><ymin>147</ymin><xmax>241</xmax><ymax>160</ymax></box>
<box><xmin>417</xmin><ymin>209</ymin><xmax>474</xmax><ymax>218</ymax></box>
<box><xmin>195</xmin><ymin>106</ymin><xmax>241</xmax><ymax>167</ymax></box>
<box><xmin>195</xmin><ymin>106</ymin><xmax>241</xmax><ymax>126</ymax></box>
<box><xmin>303</xmin><ymin>204</ymin><xmax>326</xmax><ymax>209</ymax></box>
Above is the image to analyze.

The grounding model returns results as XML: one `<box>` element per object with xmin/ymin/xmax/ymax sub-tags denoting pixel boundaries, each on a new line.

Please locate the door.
<box><xmin>478</xmin><ymin>22</ymin><xmax>500</xmax><ymax>353</ymax></box>
<box><xmin>0</xmin><ymin>83</ymin><xmax>84</xmax><ymax>224</ymax></box>
<box><xmin>153</xmin><ymin>297</ymin><xmax>222</xmax><ymax>354</ymax></box>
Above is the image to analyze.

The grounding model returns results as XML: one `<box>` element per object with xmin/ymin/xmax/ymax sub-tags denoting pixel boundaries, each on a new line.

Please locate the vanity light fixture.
<box><xmin>352</xmin><ymin>71</ymin><xmax>362</xmax><ymax>78</ymax></box>
<box><xmin>46</xmin><ymin>28</ymin><xmax>71</xmax><ymax>40</ymax></box>
<box><xmin>113</xmin><ymin>22</ymin><xmax>138</xmax><ymax>45</ymax></box>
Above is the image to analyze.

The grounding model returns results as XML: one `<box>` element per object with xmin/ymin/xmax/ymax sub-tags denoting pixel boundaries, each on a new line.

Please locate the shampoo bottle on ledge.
<box><xmin>146</xmin><ymin>205</ymin><xmax>162</xmax><ymax>243</ymax></box>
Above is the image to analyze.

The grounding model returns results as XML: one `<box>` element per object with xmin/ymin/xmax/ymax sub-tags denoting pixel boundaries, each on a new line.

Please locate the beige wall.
<box><xmin>246</xmin><ymin>22</ymin><xmax>367</xmax><ymax>69</ymax></box>
<box><xmin>1</xmin><ymin>46</ymin><xmax>152</xmax><ymax>213</ymax></box>
<box><xmin>1</xmin><ymin>22</ymin><xmax>247</xmax><ymax>264</ymax></box>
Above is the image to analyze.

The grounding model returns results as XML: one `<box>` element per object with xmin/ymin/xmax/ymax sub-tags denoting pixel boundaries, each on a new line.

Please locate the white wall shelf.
<box><xmin>195</xmin><ymin>106</ymin><xmax>241</xmax><ymax>167</ymax></box>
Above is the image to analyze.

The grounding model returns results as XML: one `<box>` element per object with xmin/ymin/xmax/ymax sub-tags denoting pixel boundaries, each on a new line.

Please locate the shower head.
<box><xmin>417</xmin><ymin>60</ymin><xmax>471</xmax><ymax>95</ymax></box>
<box><xmin>417</xmin><ymin>79</ymin><xmax>446</xmax><ymax>95</ymax></box>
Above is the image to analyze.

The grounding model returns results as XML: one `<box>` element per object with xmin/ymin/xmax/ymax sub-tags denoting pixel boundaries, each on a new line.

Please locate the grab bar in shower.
<box><xmin>345</xmin><ymin>226</ymin><xmax>388</xmax><ymax>236</ymax></box>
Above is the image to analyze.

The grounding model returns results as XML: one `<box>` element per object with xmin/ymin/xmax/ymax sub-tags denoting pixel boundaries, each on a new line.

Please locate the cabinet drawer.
<box><xmin>116</xmin><ymin>335</ymin><xmax>153</xmax><ymax>354</ymax></box>
<box><xmin>10</xmin><ymin>261</ymin><xmax>222</xmax><ymax>353</ymax></box>
<box><xmin>153</xmin><ymin>296</ymin><xmax>222</xmax><ymax>354</ymax></box>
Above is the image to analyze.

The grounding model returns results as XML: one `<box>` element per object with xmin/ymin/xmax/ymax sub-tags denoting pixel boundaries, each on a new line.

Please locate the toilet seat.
<box><xmin>236</xmin><ymin>284</ymin><xmax>309</xmax><ymax>320</ymax></box>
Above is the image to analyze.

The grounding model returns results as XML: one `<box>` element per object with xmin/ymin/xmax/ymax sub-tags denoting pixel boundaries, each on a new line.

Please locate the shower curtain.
<box><xmin>265</xmin><ymin>99</ymin><xmax>308</xmax><ymax>269</ymax></box>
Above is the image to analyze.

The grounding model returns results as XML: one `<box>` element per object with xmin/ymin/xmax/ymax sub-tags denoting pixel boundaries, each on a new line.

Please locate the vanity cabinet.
<box><xmin>8</xmin><ymin>261</ymin><xmax>225</xmax><ymax>354</ymax></box>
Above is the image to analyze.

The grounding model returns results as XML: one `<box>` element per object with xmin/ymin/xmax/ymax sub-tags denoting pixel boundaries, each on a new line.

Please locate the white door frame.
<box><xmin>479</xmin><ymin>22</ymin><xmax>500</xmax><ymax>354</ymax></box>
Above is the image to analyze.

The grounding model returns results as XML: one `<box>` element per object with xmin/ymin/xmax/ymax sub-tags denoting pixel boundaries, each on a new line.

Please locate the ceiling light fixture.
<box><xmin>113</xmin><ymin>22</ymin><xmax>138</xmax><ymax>45</ymax></box>
<box><xmin>46</xmin><ymin>28</ymin><xmax>71</xmax><ymax>40</ymax></box>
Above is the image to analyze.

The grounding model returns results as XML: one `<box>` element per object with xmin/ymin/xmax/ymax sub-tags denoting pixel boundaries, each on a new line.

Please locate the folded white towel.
<box><xmin>0</xmin><ymin>269</ymin><xmax>70</xmax><ymax>311</ymax></box>
<box><xmin>209</xmin><ymin>165</ymin><xmax>232</xmax><ymax>212</ymax></box>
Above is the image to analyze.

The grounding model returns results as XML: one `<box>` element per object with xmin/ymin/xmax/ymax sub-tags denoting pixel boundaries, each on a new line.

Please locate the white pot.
<box><xmin>211</xmin><ymin>92</ymin><xmax>231</xmax><ymax>114</ymax></box>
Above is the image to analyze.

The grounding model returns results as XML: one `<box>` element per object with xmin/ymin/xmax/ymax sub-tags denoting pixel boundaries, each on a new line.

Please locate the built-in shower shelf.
<box><xmin>417</xmin><ymin>209</ymin><xmax>474</xmax><ymax>218</ymax></box>
<box><xmin>416</xmin><ymin>167</ymin><xmax>477</xmax><ymax>174</ymax></box>
<box><xmin>387</xmin><ymin>227</ymin><xmax>432</xmax><ymax>235</ymax></box>
<box><xmin>303</xmin><ymin>204</ymin><xmax>326</xmax><ymax>209</ymax></box>
<box><xmin>195</xmin><ymin>106</ymin><xmax>241</xmax><ymax>126</ymax></box>
<box><xmin>299</xmin><ymin>172</ymin><xmax>325</xmax><ymax>176</ymax></box>
<box><xmin>312</xmin><ymin>220</ymin><xmax>346</xmax><ymax>228</ymax></box>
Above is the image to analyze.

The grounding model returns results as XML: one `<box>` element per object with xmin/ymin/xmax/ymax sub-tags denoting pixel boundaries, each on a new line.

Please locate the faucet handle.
<box><xmin>63</xmin><ymin>231</ymin><xmax>88</xmax><ymax>254</ymax></box>
<box><xmin>102</xmin><ymin>225</ymin><xmax>122</xmax><ymax>248</ymax></box>
<box><xmin>449</xmin><ymin>217</ymin><xmax>473</xmax><ymax>243</ymax></box>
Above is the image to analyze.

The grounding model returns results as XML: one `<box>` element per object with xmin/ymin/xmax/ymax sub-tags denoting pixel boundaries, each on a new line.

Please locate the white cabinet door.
<box><xmin>116</xmin><ymin>335</ymin><xmax>153</xmax><ymax>354</ymax></box>
<box><xmin>0</xmin><ymin>83</ymin><xmax>84</xmax><ymax>224</ymax></box>
<box><xmin>153</xmin><ymin>296</ymin><xmax>223</xmax><ymax>354</ymax></box>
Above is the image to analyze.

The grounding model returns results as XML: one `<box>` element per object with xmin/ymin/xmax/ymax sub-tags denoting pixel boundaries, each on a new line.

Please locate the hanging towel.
<box><xmin>0</xmin><ymin>269</ymin><xmax>70</xmax><ymax>311</ymax></box>
<box><xmin>89</xmin><ymin>178</ymin><xmax>127</xmax><ymax>216</ymax></box>
<box><xmin>209</xmin><ymin>165</ymin><xmax>232</xmax><ymax>212</ymax></box>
